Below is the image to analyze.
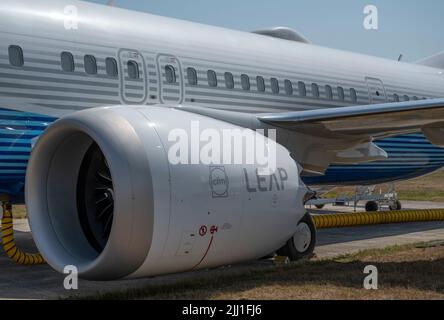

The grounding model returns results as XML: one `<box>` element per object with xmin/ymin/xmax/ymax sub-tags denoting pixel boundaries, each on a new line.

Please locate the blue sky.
<box><xmin>86</xmin><ymin>0</ymin><xmax>444</xmax><ymax>62</ymax></box>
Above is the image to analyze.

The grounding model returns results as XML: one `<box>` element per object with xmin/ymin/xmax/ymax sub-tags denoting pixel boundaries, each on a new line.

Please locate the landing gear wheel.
<box><xmin>315</xmin><ymin>204</ymin><xmax>325</xmax><ymax>209</ymax></box>
<box><xmin>389</xmin><ymin>200</ymin><xmax>402</xmax><ymax>211</ymax></box>
<box><xmin>365</xmin><ymin>201</ymin><xmax>378</xmax><ymax>212</ymax></box>
<box><xmin>277</xmin><ymin>213</ymin><xmax>316</xmax><ymax>261</ymax></box>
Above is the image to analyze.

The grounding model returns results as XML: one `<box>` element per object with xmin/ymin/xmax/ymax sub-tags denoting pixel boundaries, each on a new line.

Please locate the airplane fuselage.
<box><xmin>1</xmin><ymin>0</ymin><xmax>444</xmax><ymax>199</ymax></box>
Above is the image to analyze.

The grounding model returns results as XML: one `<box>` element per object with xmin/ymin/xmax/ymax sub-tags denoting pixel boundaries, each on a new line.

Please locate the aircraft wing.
<box><xmin>257</xmin><ymin>98</ymin><xmax>444</xmax><ymax>173</ymax></box>
<box><xmin>259</xmin><ymin>98</ymin><xmax>444</xmax><ymax>137</ymax></box>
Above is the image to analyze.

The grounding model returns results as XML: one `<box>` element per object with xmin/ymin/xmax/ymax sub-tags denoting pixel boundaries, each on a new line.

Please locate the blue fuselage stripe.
<box><xmin>303</xmin><ymin>131</ymin><xmax>444</xmax><ymax>185</ymax></box>
<box><xmin>0</xmin><ymin>107</ymin><xmax>442</xmax><ymax>191</ymax></box>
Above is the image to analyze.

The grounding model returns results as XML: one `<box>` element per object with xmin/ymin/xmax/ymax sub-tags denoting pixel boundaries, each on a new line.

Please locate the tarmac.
<box><xmin>1</xmin><ymin>200</ymin><xmax>444</xmax><ymax>299</ymax></box>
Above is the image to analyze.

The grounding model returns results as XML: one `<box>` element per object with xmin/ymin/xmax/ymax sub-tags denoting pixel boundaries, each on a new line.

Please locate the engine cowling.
<box><xmin>26</xmin><ymin>105</ymin><xmax>307</xmax><ymax>280</ymax></box>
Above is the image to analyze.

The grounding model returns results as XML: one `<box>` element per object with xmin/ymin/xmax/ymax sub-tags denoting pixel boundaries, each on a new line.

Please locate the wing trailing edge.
<box><xmin>258</xmin><ymin>98</ymin><xmax>444</xmax><ymax>174</ymax></box>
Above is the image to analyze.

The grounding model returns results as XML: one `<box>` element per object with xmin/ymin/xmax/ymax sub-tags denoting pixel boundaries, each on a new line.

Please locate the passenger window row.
<box><xmin>60</xmin><ymin>51</ymin><xmax>124</xmax><ymax>78</ymax></box>
<box><xmin>392</xmin><ymin>93</ymin><xmax>427</xmax><ymax>102</ymax></box>
<box><xmin>6</xmin><ymin>45</ymin><xmax>144</xmax><ymax>79</ymax></box>
<box><xmin>5</xmin><ymin>45</ymin><xmax>431</xmax><ymax>102</ymax></box>
<box><xmin>60</xmin><ymin>51</ymin><xmax>125</xmax><ymax>78</ymax></box>
<box><xmin>184</xmin><ymin>67</ymin><xmax>360</xmax><ymax>103</ymax></box>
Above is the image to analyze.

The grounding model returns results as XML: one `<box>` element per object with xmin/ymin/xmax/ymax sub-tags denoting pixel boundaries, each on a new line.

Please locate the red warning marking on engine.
<box><xmin>210</xmin><ymin>225</ymin><xmax>218</xmax><ymax>234</ymax></box>
<box><xmin>191</xmin><ymin>235</ymin><xmax>214</xmax><ymax>270</ymax></box>
<box><xmin>190</xmin><ymin>227</ymin><xmax>219</xmax><ymax>270</ymax></box>
<box><xmin>199</xmin><ymin>225</ymin><xmax>207</xmax><ymax>237</ymax></box>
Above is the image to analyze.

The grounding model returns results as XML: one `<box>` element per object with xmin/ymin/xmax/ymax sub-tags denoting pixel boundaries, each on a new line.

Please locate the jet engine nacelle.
<box><xmin>26</xmin><ymin>105</ymin><xmax>307</xmax><ymax>280</ymax></box>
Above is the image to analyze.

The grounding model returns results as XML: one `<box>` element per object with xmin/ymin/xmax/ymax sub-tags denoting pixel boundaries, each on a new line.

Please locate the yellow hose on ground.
<box><xmin>1</xmin><ymin>198</ymin><xmax>45</xmax><ymax>265</ymax></box>
<box><xmin>312</xmin><ymin>209</ymin><xmax>444</xmax><ymax>229</ymax></box>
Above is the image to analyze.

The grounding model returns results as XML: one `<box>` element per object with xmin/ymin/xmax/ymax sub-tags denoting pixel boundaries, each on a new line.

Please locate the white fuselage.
<box><xmin>1</xmin><ymin>0</ymin><xmax>443</xmax><ymax>117</ymax></box>
<box><xmin>0</xmin><ymin>0</ymin><xmax>443</xmax><ymax>197</ymax></box>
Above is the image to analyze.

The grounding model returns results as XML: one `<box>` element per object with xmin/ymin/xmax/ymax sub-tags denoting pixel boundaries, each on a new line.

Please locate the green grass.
<box><xmin>69</xmin><ymin>241</ymin><xmax>444</xmax><ymax>300</ymax></box>
<box><xmin>397</xmin><ymin>191</ymin><xmax>444</xmax><ymax>202</ymax></box>
<box><xmin>334</xmin><ymin>243</ymin><xmax>419</xmax><ymax>263</ymax></box>
<box><xmin>321</xmin><ymin>168</ymin><xmax>444</xmax><ymax>203</ymax></box>
<box><xmin>391</xmin><ymin>168</ymin><xmax>444</xmax><ymax>202</ymax></box>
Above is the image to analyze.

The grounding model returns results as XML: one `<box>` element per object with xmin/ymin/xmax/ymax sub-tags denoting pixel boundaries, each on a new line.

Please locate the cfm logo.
<box><xmin>209</xmin><ymin>166</ymin><xmax>229</xmax><ymax>198</ymax></box>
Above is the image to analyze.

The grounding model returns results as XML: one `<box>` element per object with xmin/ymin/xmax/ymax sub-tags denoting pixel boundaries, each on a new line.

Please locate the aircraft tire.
<box><xmin>277</xmin><ymin>213</ymin><xmax>316</xmax><ymax>261</ymax></box>
<box><xmin>365</xmin><ymin>201</ymin><xmax>379</xmax><ymax>212</ymax></box>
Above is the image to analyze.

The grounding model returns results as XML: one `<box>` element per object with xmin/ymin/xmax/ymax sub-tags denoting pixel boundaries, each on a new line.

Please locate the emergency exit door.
<box><xmin>157</xmin><ymin>54</ymin><xmax>183</xmax><ymax>104</ymax></box>
<box><xmin>118</xmin><ymin>49</ymin><xmax>147</xmax><ymax>104</ymax></box>
<box><xmin>365</xmin><ymin>77</ymin><xmax>387</xmax><ymax>104</ymax></box>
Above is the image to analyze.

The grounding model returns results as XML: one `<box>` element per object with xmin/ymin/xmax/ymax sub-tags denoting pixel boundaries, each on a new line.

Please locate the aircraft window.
<box><xmin>271</xmin><ymin>78</ymin><xmax>279</xmax><ymax>94</ymax></box>
<box><xmin>187</xmin><ymin>67</ymin><xmax>197</xmax><ymax>85</ymax></box>
<box><xmin>61</xmin><ymin>51</ymin><xmax>75</xmax><ymax>72</ymax></box>
<box><xmin>256</xmin><ymin>76</ymin><xmax>265</xmax><ymax>92</ymax></box>
<box><xmin>350</xmin><ymin>88</ymin><xmax>357</xmax><ymax>102</ymax></box>
<box><xmin>84</xmin><ymin>55</ymin><xmax>97</xmax><ymax>75</ymax></box>
<box><xmin>393</xmin><ymin>94</ymin><xmax>400</xmax><ymax>102</ymax></box>
<box><xmin>208</xmin><ymin>70</ymin><xmax>218</xmax><ymax>87</ymax></box>
<box><xmin>337</xmin><ymin>86</ymin><xmax>345</xmax><ymax>101</ymax></box>
<box><xmin>412</xmin><ymin>96</ymin><xmax>419</xmax><ymax>100</ymax></box>
<box><xmin>325</xmin><ymin>85</ymin><xmax>333</xmax><ymax>100</ymax></box>
<box><xmin>224</xmin><ymin>72</ymin><xmax>234</xmax><ymax>89</ymax></box>
<box><xmin>241</xmin><ymin>74</ymin><xmax>250</xmax><ymax>90</ymax></box>
<box><xmin>127</xmin><ymin>60</ymin><xmax>139</xmax><ymax>79</ymax></box>
<box><xmin>298</xmin><ymin>81</ymin><xmax>306</xmax><ymax>97</ymax></box>
<box><xmin>403</xmin><ymin>95</ymin><xmax>410</xmax><ymax>101</ymax></box>
<box><xmin>284</xmin><ymin>80</ymin><xmax>293</xmax><ymax>95</ymax></box>
<box><xmin>312</xmin><ymin>83</ymin><xmax>319</xmax><ymax>98</ymax></box>
<box><xmin>165</xmin><ymin>65</ymin><xmax>176</xmax><ymax>83</ymax></box>
<box><xmin>105</xmin><ymin>57</ymin><xmax>118</xmax><ymax>77</ymax></box>
<box><xmin>9</xmin><ymin>45</ymin><xmax>24</xmax><ymax>67</ymax></box>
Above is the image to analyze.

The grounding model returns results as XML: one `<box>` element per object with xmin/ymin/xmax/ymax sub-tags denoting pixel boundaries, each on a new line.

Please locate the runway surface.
<box><xmin>1</xmin><ymin>201</ymin><xmax>444</xmax><ymax>299</ymax></box>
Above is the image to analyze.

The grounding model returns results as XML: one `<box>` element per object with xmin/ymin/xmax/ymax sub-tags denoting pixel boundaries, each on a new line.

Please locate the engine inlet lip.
<box><xmin>26</xmin><ymin>108</ymin><xmax>155</xmax><ymax>280</ymax></box>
